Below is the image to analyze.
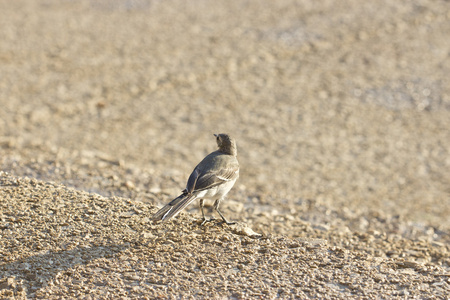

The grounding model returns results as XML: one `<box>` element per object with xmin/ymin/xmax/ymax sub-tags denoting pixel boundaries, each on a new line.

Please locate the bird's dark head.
<box><xmin>214</xmin><ymin>133</ymin><xmax>237</xmax><ymax>156</ymax></box>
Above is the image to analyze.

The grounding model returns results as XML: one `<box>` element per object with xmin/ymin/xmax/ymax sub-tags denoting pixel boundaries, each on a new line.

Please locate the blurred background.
<box><xmin>1</xmin><ymin>0</ymin><xmax>449</xmax><ymax>242</ymax></box>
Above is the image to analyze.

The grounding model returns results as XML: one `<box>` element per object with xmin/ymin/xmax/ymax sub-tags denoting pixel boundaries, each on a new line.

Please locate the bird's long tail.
<box><xmin>151</xmin><ymin>192</ymin><xmax>197</xmax><ymax>222</ymax></box>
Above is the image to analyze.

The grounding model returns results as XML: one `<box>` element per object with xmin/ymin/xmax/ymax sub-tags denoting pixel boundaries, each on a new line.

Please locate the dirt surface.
<box><xmin>1</xmin><ymin>0</ymin><xmax>450</xmax><ymax>298</ymax></box>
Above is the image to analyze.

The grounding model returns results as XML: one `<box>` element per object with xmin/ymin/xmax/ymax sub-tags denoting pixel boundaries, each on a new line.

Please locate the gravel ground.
<box><xmin>1</xmin><ymin>173</ymin><xmax>449</xmax><ymax>299</ymax></box>
<box><xmin>1</xmin><ymin>0</ymin><xmax>450</xmax><ymax>298</ymax></box>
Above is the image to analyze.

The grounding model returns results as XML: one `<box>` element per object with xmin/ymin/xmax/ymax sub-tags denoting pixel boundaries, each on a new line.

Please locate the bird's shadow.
<box><xmin>0</xmin><ymin>243</ymin><xmax>129</xmax><ymax>298</ymax></box>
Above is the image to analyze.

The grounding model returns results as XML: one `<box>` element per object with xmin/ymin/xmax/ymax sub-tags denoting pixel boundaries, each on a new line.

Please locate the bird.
<box><xmin>152</xmin><ymin>133</ymin><xmax>240</xmax><ymax>225</ymax></box>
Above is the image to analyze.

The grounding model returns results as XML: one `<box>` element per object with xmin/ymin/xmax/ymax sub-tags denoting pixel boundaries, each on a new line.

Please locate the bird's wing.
<box><xmin>188</xmin><ymin>160</ymin><xmax>239</xmax><ymax>192</ymax></box>
<box><xmin>186</xmin><ymin>167</ymin><xmax>200</xmax><ymax>194</ymax></box>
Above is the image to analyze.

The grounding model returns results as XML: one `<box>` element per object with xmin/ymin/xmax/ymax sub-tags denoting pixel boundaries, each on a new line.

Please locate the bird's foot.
<box><xmin>221</xmin><ymin>220</ymin><xmax>236</xmax><ymax>226</ymax></box>
<box><xmin>200</xmin><ymin>217</ymin><xmax>216</xmax><ymax>226</ymax></box>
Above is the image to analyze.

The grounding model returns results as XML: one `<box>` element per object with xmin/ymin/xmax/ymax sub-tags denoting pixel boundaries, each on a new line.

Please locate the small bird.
<box><xmin>152</xmin><ymin>133</ymin><xmax>239</xmax><ymax>225</ymax></box>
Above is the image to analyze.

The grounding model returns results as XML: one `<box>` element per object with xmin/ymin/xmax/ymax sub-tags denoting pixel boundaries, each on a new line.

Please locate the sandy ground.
<box><xmin>1</xmin><ymin>0</ymin><xmax>449</xmax><ymax>298</ymax></box>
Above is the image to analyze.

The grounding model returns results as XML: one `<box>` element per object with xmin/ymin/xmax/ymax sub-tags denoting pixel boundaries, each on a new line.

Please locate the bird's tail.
<box><xmin>151</xmin><ymin>192</ymin><xmax>197</xmax><ymax>222</ymax></box>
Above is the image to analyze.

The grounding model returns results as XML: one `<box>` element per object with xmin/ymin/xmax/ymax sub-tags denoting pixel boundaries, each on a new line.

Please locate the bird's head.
<box><xmin>214</xmin><ymin>133</ymin><xmax>237</xmax><ymax>156</ymax></box>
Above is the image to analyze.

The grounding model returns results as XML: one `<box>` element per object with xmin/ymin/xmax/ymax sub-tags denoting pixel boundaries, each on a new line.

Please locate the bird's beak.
<box><xmin>213</xmin><ymin>134</ymin><xmax>218</xmax><ymax>137</ymax></box>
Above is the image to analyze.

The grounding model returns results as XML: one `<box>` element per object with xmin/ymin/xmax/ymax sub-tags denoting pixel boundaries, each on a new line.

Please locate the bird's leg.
<box><xmin>200</xmin><ymin>199</ymin><xmax>215</xmax><ymax>226</ymax></box>
<box><xmin>214</xmin><ymin>198</ymin><xmax>236</xmax><ymax>225</ymax></box>
<box><xmin>200</xmin><ymin>199</ymin><xmax>206</xmax><ymax>221</ymax></box>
